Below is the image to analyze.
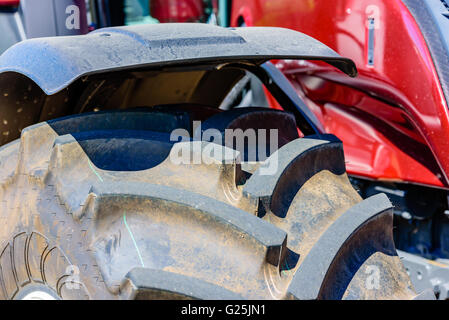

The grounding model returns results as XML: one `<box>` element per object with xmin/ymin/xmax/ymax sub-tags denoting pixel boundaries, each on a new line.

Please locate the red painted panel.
<box><xmin>232</xmin><ymin>0</ymin><xmax>449</xmax><ymax>188</ymax></box>
<box><xmin>0</xmin><ymin>0</ymin><xmax>20</xmax><ymax>6</ymax></box>
<box><xmin>151</xmin><ymin>0</ymin><xmax>204</xmax><ymax>23</ymax></box>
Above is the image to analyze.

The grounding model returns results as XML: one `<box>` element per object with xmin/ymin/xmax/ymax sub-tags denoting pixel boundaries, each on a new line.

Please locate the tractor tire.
<box><xmin>0</xmin><ymin>107</ymin><xmax>418</xmax><ymax>300</ymax></box>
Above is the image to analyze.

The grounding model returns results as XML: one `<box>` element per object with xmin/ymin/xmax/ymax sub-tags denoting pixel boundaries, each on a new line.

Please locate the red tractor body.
<box><xmin>151</xmin><ymin>0</ymin><xmax>205</xmax><ymax>23</ymax></box>
<box><xmin>231</xmin><ymin>0</ymin><xmax>449</xmax><ymax>189</ymax></box>
<box><xmin>0</xmin><ymin>0</ymin><xmax>20</xmax><ymax>6</ymax></box>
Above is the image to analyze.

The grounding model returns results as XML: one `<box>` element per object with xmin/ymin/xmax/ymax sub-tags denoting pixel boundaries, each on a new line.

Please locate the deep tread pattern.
<box><xmin>88</xmin><ymin>182</ymin><xmax>287</xmax><ymax>293</ymax></box>
<box><xmin>196</xmin><ymin>107</ymin><xmax>300</xmax><ymax>161</ymax></box>
<box><xmin>12</xmin><ymin>233</ymin><xmax>30</xmax><ymax>287</ymax></box>
<box><xmin>243</xmin><ymin>134</ymin><xmax>344</xmax><ymax>217</ymax></box>
<box><xmin>46</xmin><ymin>109</ymin><xmax>192</xmax><ymax>136</ymax></box>
<box><xmin>120</xmin><ymin>268</ymin><xmax>244</xmax><ymax>300</ymax></box>
<box><xmin>17</xmin><ymin>107</ymin><xmax>212</xmax><ymax>183</ymax></box>
<box><xmin>0</xmin><ymin>244</ymin><xmax>18</xmax><ymax>299</ymax></box>
<box><xmin>90</xmin><ymin>182</ymin><xmax>287</xmax><ymax>258</ymax></box>
<box><xmin>197</xmin><ymin>107</ymin><xmax>299</xmax><ymax>141</ymax></box>
<box><xmin>46</xmin><ymin>134</ymin><xmax>252</xmax><ymax>220</ymax></box>
<box><xmin>287</xmin><ymin>194</ymin><xmax>401</xmax><ymax>299</ymax></box>
<box><xmin>27</xmin><ymin>232</ymin><xmax>49</xmax><ymax>283</ymax></box>
<box><xmin>0</xmin><ymin>232</ymin><xmax>80</xmax><ymax>299</ymax></box>
<box><xmin>0</xmin><ymin>108</ymin><xmax>417</xmax><ymax>300</ymax></box>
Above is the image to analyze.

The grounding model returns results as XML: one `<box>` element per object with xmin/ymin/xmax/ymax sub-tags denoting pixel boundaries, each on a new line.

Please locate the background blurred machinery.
<box><xmin>0</xmin><ymin>0</ymin><xmax>88</xmax><ymax>54</ymax></box>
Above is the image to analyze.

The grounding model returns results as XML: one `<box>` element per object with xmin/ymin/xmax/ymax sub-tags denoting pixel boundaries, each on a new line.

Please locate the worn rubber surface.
<box><xmin>0</xmin><ymin>107</ymin><xmax>416</xmax><ymax>299</ymax></box>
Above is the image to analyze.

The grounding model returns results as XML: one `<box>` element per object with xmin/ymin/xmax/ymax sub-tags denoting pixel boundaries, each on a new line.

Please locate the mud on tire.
<box><xmin>0</xmin><ymin>107</ymin><xmax>416</xmax><ymax>299</ymax></box>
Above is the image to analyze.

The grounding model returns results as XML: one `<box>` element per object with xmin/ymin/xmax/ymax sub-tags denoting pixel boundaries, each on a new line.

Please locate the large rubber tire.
<box><xmin>0</xmin><ymin>107</ymin><xmax>417</xmax><ymax>300</ymax></box>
